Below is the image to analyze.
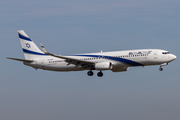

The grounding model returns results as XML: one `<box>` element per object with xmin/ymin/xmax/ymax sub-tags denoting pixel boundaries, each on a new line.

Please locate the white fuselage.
<box><xmin>24</xmin><ymin>49</ymin><xmax>176</xmax><ymax>72</ymax></box>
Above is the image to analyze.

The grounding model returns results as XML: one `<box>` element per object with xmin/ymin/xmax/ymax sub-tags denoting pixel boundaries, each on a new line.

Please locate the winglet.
<box><xmin>40</xmin><ymin>43</ymin><xmax>48</xmax><ymax>54</ymax></box>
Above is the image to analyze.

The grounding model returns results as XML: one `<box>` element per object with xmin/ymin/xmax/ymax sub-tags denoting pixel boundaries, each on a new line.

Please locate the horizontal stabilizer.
<box><xmin>7</xmin><ymin>57</ymin><xmax>33</xmax><ymax>62</ymax></box>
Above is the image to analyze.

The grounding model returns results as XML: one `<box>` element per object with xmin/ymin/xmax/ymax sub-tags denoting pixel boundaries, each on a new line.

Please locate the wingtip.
<box><xmin>40</xmin><ymin>43</ymin><xmax>48</xmax><ymax>53</ymax></box>
<box><xmin>40</xmin><ymin>43</ymin><xmax>44</xmax><ymax>48</ymax></box>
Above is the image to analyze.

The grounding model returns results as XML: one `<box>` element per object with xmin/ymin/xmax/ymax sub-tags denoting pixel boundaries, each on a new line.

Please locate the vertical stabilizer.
<box><xmin>18</xmin><ymin>30</ymin><xmax>47</xmax><ymax>60</ymax></box>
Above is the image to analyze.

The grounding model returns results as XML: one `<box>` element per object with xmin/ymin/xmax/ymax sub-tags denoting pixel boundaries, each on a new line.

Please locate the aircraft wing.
<box><xmin>7</xmin><ymin>57</ymin><xmax>33</xmax><ymax>62</ymax></box>
<box><xmin>40</xmin><ymin>44</ymin><xmax>95</xmax><ymax>68</ymax></box>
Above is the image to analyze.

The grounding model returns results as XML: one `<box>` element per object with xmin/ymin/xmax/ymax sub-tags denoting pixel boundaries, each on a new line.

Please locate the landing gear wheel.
<box><xmin>97</xmin><ymin>71</ymin><xmax>103</xmax><ymax>77</ymax></box>
<box><xmin>159</xmin><ymin>67</ymin><xmax>163</xmax><ymax>71</ymax></box>
<box><xmin>87</xmin><ymin>71</ymin><xmax>94</xmax><ymax>76</ymax></box>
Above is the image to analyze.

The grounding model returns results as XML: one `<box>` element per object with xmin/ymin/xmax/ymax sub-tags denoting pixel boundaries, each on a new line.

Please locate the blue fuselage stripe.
<box><xmin>22</xmin><ymin>49</ymin><xmax>143</xmax><ymax>66</ymax></box>
<box><xmin>73</xmin><ymin>55</ymin><xmax>143</xmax><ymax>66</ymax></box>
<box><xmin>19</xmin><ymin>34</ymin><xmax>32</xmax><ymax>41</ymax></box>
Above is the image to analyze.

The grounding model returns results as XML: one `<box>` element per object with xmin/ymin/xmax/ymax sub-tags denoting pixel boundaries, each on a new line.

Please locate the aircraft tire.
<box><xmin>159</xmin><ymin>68</ymin><xmax>163</xmax><ymax>71</ymax></box>
<box><xmin>97</xmin><ymin>71</ymin><xmax>103</xmax><ymax>77</ymax></box>
<box><xmin>87</xmin><ymin>71</ymin><xmax>93</xmax><ymax>76</ymax></box>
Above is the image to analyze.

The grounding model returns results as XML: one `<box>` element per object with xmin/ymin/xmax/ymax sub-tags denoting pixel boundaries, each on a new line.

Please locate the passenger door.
<box><xmin>154</xmin><ymin>51</ymin><xmax>158</xmax><ymax>59</ymax></box>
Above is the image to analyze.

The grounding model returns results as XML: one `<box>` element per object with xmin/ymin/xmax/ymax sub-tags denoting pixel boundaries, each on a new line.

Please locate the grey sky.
<box><xmin>1</xmin><ymin>0</ymin><xmax>180</xmax><ymax>120</ymax></box>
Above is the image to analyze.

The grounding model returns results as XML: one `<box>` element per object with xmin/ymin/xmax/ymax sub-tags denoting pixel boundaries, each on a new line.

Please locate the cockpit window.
<box><xmin>162</xmin><ymin>52</ymin><xmax>170</xmax><ymax>54</ymax></box>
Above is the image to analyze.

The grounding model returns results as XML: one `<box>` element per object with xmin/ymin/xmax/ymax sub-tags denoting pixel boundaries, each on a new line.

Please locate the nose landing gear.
<box><xmin>159</xmin><ymin>63</ymin><xmax>168</xmax><ymax>71</ymax></box>
<box><xmin>159</xmin><ymin>67</ymin><xmax>163</xmax><ymax>71</ymax></box>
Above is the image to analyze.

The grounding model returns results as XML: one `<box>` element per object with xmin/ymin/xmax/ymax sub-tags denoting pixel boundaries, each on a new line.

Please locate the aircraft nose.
<box><xmin>171</xmin><ymin>54</ymin><xmax>177</xmax><ymax>61</ymax></box>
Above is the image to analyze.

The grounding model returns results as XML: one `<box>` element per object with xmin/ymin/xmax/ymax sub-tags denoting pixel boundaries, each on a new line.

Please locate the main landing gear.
<box><xmin>97</xmin><ymin>71</ymin><xmax>103</xmax><ymax>77</ymax></box>
<box><xmin>87</xmin><ymin>71</ymin><xmax>103</xmax><ymax>77</ymax></box>
<box><xmin>87</xmin><ymin>70</ymin><xmax>94</xmax><ymax>76</ymax></box>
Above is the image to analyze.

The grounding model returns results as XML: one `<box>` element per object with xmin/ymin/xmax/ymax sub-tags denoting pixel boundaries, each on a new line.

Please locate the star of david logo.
<box><xmin>26</xmin><ymin>43</ymin><xmax>31</xmax><ymax>48</ymax></box>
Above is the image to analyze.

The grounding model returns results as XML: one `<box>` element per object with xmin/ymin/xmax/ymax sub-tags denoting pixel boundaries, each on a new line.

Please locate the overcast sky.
<box><xmin>1</xmin><ymin>0</ymin><xmax>180</xmax><ymax>120</ymax></box>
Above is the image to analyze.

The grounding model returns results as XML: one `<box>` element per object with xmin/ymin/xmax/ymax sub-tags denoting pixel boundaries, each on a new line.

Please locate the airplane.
<box><xmin>7</xmin><ymin>30</ymin><xmax>177</xmax><ymax>77</ymax></box>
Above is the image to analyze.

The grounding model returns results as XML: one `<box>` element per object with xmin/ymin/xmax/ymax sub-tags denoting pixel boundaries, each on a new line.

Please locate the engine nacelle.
<box><xmin>111</xmin><ymin>67</ymin><xmax>129</xmax><ymax>72</ymax></box>
<box><xmin>95</xmin><ymin>62</ymin><xmax>113</xmax><ymax>70</ymax></box>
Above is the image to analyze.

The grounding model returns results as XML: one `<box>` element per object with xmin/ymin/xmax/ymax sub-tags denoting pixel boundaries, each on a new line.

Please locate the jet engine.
<box><xmin>95</xmin><ymin>62</ymin><xmax>113</xmax><ymax>70</ymax></box>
